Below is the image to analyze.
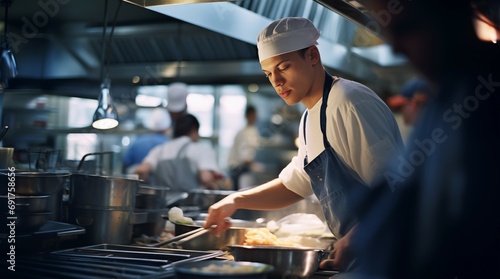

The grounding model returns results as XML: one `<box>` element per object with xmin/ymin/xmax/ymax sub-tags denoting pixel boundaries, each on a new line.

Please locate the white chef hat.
<box><xmin>148</xmin><ymin>107</ymin><xmax>171</xmax><ymax>131</ymax></box>
<box><xmin>257</xmin><ymin>17</ymin><xmax>320</xmax><ymax>62</ymax></box>
<box><xmin>167</xmin><ymin>82</ymin><xmax>188</xmax><ymax>113</ymax></box>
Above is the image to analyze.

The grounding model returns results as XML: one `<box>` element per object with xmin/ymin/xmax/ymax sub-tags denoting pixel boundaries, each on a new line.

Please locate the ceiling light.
<box><xmin>248</xmin><ymin>83</ymin><xmax>259</xmax><ymax>93</ymax></box>
<box><xmin>92</xmin><ymin>79</ymin><xmax>119</xmax><ymax>129</ymax></box>
<box><xmin>92</xmin><ymin>0</ymin><xmax>122</xmax><ymax>130</ymax></box>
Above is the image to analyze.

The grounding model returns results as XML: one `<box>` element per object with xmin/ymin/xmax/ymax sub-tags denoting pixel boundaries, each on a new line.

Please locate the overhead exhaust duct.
<box><xmin>123</xmin><ymin>0</ymin><xmax>236</xmax><ymax>7</ymax></box>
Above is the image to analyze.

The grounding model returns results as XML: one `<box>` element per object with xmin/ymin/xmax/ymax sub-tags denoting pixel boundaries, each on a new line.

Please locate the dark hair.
<box><xmin>297</xmin><ymin>47</ymin><xmax>310</xmax><ymax>58</ymax></box>
<box><xmin>173</xmin><ymin>114</ymin><xmax>200</xmax><ymax>138</ymax></box>
<box><xmin>245</xmin><ymin>105</ymin><xmax>256</xmax><ymax>118</ymax></box>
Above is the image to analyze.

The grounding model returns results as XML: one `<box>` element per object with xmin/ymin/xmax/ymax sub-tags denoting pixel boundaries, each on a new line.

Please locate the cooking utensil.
<box><xmin>228</xmin><ymin>245</ymin><xmax>330</xmax><ymax>278</ymax></box>
<box><xmin>165</xmin><ymin>191</ymin><xmax>189</xmax><ymax>207</ymax></box>
<box><xmin>173</xmin><ymin>260</ymin><xmax>274</xmax><ymax>279</ymax></box>
<box><xmin>0</xmin><ymin>125</ymin><xmax>9</xmax><ymax>141</ymax></box>
<box><xmin>147</xmin><ymin>226</ymin><xmax>208</xmax><ymax>247</ymax></box>
<box><xmin>172</xmin><ymin>220</ymin><xmax>263</xmax><ymax>250</ymax></box>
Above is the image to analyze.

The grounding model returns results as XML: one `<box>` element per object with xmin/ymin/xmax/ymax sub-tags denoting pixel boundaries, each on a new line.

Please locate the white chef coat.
<box><xmin>143</xmin><ymin>135</ymin><xmax>220</xmax><ymax>177</ymax></box>
<box><xmin>279</xmin><ymin>78</ymin><xmax>404</xmax><ymax>198</ymax></box>
<box><xmin>227</xmin><ymin>125</ymin><xmax>260</xmax><ymax>169</ymax></box>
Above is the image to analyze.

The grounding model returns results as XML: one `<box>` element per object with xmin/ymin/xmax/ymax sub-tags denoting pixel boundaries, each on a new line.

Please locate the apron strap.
<box><xmin>320</xmin><ymin>73</ymin><xmax>338</xmax><ymax>149</ymax></box>
<box><xmin>303</xmin><ymin>72</ymin><xmax>338</xmax><ymax>146</ymax></box>
<box><xmin>303</xmin><ymin>72</ymin><xmax>337</xmax><ymax>165</ymax></box>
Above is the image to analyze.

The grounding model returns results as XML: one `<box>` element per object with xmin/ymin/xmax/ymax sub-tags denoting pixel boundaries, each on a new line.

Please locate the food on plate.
<box><xmin>243</xmin><ymin>228</ymin><xmax>297</xmax><ymax>246</ymax></box>
<box><xmin>168</xmin><ymin>207</ymin><xmax>195</xmax><ymax>225</ymax></box>
<box><xmin>190</xmin><ymin>263</ymin><xmax>267</xmax><ymax>274</ymax></box>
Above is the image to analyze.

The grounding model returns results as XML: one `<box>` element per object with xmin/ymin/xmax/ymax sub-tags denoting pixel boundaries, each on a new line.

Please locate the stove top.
<box><xmin>0</xmin><ymin>239</ymin><xmax>339</xmax><ymax>279</ymax></box>
<box><xmin>1</xmin><ymin>244</ymin><xmax>224</xmax><ymax>279</ymax></box>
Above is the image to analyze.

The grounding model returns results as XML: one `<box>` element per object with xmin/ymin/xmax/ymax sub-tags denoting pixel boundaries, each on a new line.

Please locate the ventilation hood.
<box><xmin>0</xmin><ymin>0</ymin><xmax>415</xmax><ymax>100</ymax></box>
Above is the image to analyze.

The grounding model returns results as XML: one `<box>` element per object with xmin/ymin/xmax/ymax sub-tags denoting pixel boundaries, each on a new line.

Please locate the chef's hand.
<box><xmin>202</xmin><ymin>194</ymin><xmax>237</xmax><ymax>237</ymax></box>
<box><xmin>319</xmin><ymin>225</ymin><xmax>356</xmax><ymax>271</ymax></box>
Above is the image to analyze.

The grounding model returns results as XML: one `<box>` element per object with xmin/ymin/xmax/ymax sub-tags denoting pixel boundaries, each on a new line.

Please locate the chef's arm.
<box><xmin>134</xmin><ymin>162</ymin><xmax>152</xmax><ymax>182</ymax></box>
<box><xmin>204</xmin><ymin>178</ymin><xmax>303</xmax><ymax>236</ymax></box>
<box><xmin>199</xmin><ymin>169</ymin><xmax>216</xmax><ymax>189</ymax></box>
<box><xmin>234</xmin><ymin>178</ymin><xmax>303</xmax><ymax>210</ymax></box>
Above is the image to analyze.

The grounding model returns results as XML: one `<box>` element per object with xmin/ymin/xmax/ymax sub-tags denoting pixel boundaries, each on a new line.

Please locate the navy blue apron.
<box><xmin>303</xmin><ymin>73</ymin><xmax>370</xmax><ymax>239</ymax></box>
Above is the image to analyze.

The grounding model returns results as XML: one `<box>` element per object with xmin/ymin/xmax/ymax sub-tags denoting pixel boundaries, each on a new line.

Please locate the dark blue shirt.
<box><xmin>123</xmin><ymin>133</ymin><xmax>169</xmax><ymax>168</ymax></box>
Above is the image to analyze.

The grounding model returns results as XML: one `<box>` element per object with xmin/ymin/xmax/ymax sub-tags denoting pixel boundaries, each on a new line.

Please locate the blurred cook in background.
<box><xmin>227</xmin><ymin>105</ymin><xmax>264</xmax><ymax>190</ymax></box>
<box><xmin>387</xmin><ymin>77</ymin><xmax>434</xmax><ymax>142</ymax></box>
<box><xmin>122</xmin><ymin>107</ymin><xmax>171</xmax><ymax>174</ymax></box>
<box><xmin>387</xmin><ymin>77</ymin><xmax>434</xmax><ymax>126</ymax></box>
<box><xmin>167</xmin><ymin>82</ymin><xmax>189</xmax><ymax>123</ymax></box>
<box><xmin>134</xmin><ymin>113</ymin><xmax>231</xmax><ymax>191</ymax></box>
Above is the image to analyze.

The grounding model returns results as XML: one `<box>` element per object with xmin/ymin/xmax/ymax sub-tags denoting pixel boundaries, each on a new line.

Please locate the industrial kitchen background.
<box><xmin>0</xmin><ymin>0</ymin><xmax>415</xmax><ymax>182</ymax></box>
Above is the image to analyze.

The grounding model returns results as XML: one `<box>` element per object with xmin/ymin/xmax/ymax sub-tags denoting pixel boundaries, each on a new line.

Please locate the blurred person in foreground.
<box><xmin>334</xmin><ymin>0</ymin><xmax>500</xmax><ymax>278</ymax></box>
<box><xmin>123</xmin><ymin>107</ymin><xmax>171</xmax><ymax>174</ymax></box>
<box><xmin>134</xmin><ymin>114</ymin><xmax>230</xmax><ymax>191</ymax></box>
<box><xmin>227</xmin><ymin>105</ymin><xmax>264</xmax><ymax>190</ymax></box>
<box><xmin>203</xmin><ymin>17</ymin><xmax>404</xmax><ymax>271</ymax></box>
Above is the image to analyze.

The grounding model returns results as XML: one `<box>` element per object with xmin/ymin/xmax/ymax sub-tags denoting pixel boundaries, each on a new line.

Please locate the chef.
<box><xmin>203</xmin><ymin>17</ymin><xmax>404</xmax><ymax>271</ymax></box>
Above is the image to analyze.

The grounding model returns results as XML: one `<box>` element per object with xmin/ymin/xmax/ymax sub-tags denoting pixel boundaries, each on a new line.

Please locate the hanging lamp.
<box><xmin>92</xmin><ymin>0</ymin><xmax>121</xmax><ymax>130</ymax></box>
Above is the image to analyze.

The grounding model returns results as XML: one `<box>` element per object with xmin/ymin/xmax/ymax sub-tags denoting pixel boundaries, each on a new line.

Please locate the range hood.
<box><xmin>124</xmin><ymin>0</ymin><xmax>237</xmax><ymax>6</ymax></box>
<box><xmin>130</xmin><ymin>0</ymin><xmax>411</xmax><ymax>90</ymax></box>
<box><xmin>1</xmin><ymin>0</ymin><xmax>414</xmax><ymax>99</ymax></box>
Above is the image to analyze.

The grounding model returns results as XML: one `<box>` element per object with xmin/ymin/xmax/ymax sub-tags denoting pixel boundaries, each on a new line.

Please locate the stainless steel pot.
<box><xmin>69</xmin><ymin>207</ymin><xmax>146</xmax><ymax>245</ymax></box>
<box><xmin>0</xmin><ymin>171</ymin><xmax>70</xmax><ymax>222</ymax></box>
<box><xmin>228</xmin><ymin>245</ymin><xmax>330</xmax><ymax>278</ymax></box>
<box><xmin>0</xmin><ymin>171</ymin><xmax>71</xmax><ymax>195</ymax></box>
<box><xmin>68</xmin><ymin>173</ymin><xmax>146</xmax><ymax>245</ymax></box>
<box><xmin>0</xmin><ymin>195</ymin><xmax>50</xmax><ymax>213</ymax></box>
<box><xmin>70</xmin><ymin>173</ymin><xmax>139</xmax><ymax>210</ymax></box>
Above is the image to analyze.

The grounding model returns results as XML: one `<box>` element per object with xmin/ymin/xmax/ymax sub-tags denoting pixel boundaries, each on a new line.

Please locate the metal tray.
<box><xmin>52</xmin><ymin>244</ymin><xmax>225</xmax><ymax>269</ymax></box>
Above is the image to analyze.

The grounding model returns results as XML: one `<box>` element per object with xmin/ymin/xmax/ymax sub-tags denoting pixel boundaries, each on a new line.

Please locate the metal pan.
<box><xmin>227</xmin><ymin>244</ymin><xmax>331</xmax><ymax>278</ymax></box>
<box><xmin>174</xmin><ymin>260</ymin><xmax>274</xmax><ymax>279</ymax></box>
